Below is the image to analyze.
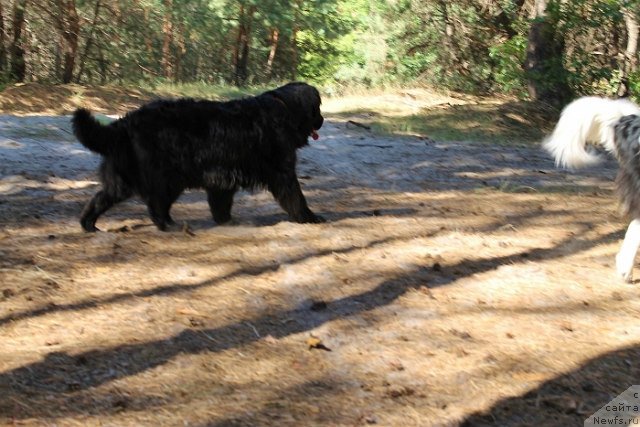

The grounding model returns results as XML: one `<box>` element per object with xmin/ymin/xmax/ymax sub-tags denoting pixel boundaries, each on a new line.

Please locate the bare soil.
<box><xmin>1</xmin><ymin>85</ymin><xmax>639</xmax><ymax>427</ymax></box>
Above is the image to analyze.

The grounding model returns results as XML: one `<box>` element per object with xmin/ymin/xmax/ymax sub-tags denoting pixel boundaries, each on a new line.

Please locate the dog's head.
<box><xmin>267</xmin><ymin>82</ymin><xmax>324</xmax><ymax>146</ymax></box>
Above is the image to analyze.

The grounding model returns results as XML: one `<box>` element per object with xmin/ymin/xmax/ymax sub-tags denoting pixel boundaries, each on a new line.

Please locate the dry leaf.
<box><xmin>306</xmin><ymin>336</ymin><xmax>332</xmax><ymax>351</ymax></box>
<box><xmin>182</xmin><ymin>222</ymin><xmax>196</xmax><ymax>236</ymax></box>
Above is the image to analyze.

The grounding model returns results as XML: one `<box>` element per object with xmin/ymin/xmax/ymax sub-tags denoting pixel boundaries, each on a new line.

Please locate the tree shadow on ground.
<box><xmin>0</xmin><ymin>226</ymin><xmax>624</xmax><ymax>420</ymax></box>
<box><xmin>0</xmin><ymin>112</ymin><xmax>632</xmax><ymax>423</ymax></box>
<box><xmin>0</xmin><ymin>201</ymin><xmax>619</xmax><ymax>329</ymax></box>
<box><xmin>193</xmin><ymin>343</ymin><xmax>640</xmax><ymax>426</ymax></box>
<box><xmin>461</xmin><ymin>344</ymin><xmax>640</xmax><ymax>426</ymax></box>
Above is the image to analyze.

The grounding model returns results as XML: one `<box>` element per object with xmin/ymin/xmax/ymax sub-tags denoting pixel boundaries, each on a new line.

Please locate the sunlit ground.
<box><xmin>0</xmin><ymin>88</ymin><xmax>637</xmax><ymax>426</ymax></box>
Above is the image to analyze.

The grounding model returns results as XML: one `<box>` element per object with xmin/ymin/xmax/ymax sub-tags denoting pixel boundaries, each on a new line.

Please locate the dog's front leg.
<box><xmin>616</xmin><ymin>218</ymin><xmax>640</xmax><ymax>282</ymax></box>
<box><xmin>268</xmin><ymin>174</ymin><xmax>325</xmax><ymax>224</ymax></box>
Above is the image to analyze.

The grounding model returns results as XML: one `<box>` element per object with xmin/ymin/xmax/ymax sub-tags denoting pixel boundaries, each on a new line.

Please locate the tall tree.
<box><xmin>9</xmin><ymin>0</ymin><xmax>28</xmax><ymax>82</ymax></box>
<box><xmin>437</xmin><ymin>1</ymin><xmax>464</xmax><ymax>77</ymax></box>
<box><xmin>5</xmin><ymin>0</ymin><xmax>636</xmax><ymax>97</ymax></box>
<box><xmin>161</xmin><ymin>0</ymin><xmax>174</xmax><ymax>79</ymax></box>
<box><xmin>266</xmin><ymin>27</ymin><xmax>279</xmax><ymax>77</ymax></box>
<box><xmin>233</xmin><ymin>2</ymin><xmax>256</xmax><ymax>86</ymax></box>
<box><xmin>75</xmin><ymin>0</ymin><xmax>102</xmax><ymax>83</ymax></box>
<box><xmin>0</xmin><ymin>0</ymin><xmax>7</xmax><ymax>72</ymax></box>
<box><xmin>33</xmin><ymin>0</ymin><xmax>80</xmax><ymax>82</ymax></box>
<box><xmin>525</xmin><ymin>0</ymin><xmax>571</xmax><ymax>104</ymax></box>
<box><xmin>617</xmin><ymin>5</ymin><xmax>639</xmax><ymax>96</ymax></box>
<box><xmin>55</xmin><ymin>0</ymin><xmax>80</xmax><ymax>83</ymax></box>
<box><xmin>290</xmin><ymin>0</ymin><xmax>301</xmax><ymax>80</ymax></box>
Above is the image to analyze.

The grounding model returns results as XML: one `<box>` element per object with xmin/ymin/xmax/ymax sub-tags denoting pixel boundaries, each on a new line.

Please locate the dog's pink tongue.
<box><xmin>311</xmin><ymin>130</ymin><xmax>319</xmax><ymax>140</ymax></box>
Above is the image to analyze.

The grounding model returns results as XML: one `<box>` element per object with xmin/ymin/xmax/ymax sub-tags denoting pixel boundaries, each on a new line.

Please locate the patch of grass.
<box><xmin>0</xmin><ymin>81</ymin><xmax>300</xmax><ymax>115</ymax></box>
<box><xmin>140</xmin><ymin>81</ymin><xmax>281</xmax><ymax>101</ymax></box>
<box><xmin>0</xmin><ymin>82</ymin><xmax>559</xmax><ymax>146</ymax></box>
<box><xmin>324</xmin><ymin>92</ymin><xmax>559</xmax><ymax>145</ymax></box>
<box><xmin>69</xmin><ymin>86</ymin><xmax>86</xmax><ymax>105</ymax></box>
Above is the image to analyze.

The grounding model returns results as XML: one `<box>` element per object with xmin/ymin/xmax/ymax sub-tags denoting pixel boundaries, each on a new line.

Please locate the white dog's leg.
<box><xmin>616</xmin><ymin>218</ymin><xmax>640</xmax><ymax>282</ymax></box>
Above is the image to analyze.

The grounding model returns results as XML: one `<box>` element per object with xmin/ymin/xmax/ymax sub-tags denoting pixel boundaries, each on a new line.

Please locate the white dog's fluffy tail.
<box><xmin>543</xmin><ymin>96</ymin><xmax>640</xmax><ymax>168</ymax></box>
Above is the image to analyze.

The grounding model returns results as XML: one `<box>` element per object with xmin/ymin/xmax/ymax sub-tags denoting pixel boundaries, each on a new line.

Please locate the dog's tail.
<box><xmin>72</xmin><ymin>108</ymin><xmax>126</xmax><ymax>156</ymax></box>
<box><xmin>543</xmin><ymin>96</ymin><xmax>640</xmax><ymax>169</ymax></box>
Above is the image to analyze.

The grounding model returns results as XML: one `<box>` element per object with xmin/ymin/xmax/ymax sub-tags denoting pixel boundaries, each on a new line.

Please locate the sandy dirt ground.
<box><xmin>1</xmin><ymin>103</ymin><xmax>640</xmax><ymax>426</ymax></box>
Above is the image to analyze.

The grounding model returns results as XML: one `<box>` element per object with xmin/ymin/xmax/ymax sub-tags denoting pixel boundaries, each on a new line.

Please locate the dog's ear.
<box><xmin>272</xmin><ymin>82</ymin><xmax>322</xmax><ymax>130</ymax></box>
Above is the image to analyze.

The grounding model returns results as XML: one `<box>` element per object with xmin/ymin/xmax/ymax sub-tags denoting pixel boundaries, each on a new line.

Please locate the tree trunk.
<box><xmin>55</xmin><ymin>0</ymin><xmax>80</xmax><ymax>84</ymax></box>
<box><xmin>161</xmin><ymin>0</ymin><xmax>173</xmax><ymax>79</ymax></box>
<box><xmin>141</xmin><ymin>3</ymin><xmax>153</xmax><ymax>55</ymax></box>
<box><xmin>174</xmin><ymin>22</ymin><xmax>186</xmax><ymax>81</ymax></box>
<box><xmin>9</xmin><ymin>0</ymin><xmax>27</xmax><ymax>82</ymax></box>
<box><xmin>524</xmin><ymin>0</ymin><xmax>571</xmax><ymax>105</ymax></box>
<box><xmin>0</xmin><ymin>1</ymin><xmax>7</xmax><ymax>72</ymax></box>
<box><xmin>75</xmin><ymin>0</ymin><xmax>102</xmax><ymax>83</ymax></box>
<box><xmin>617</xmin><ymin>7</ymin><xmax>639</xmax><ymax>97</ymax></box>
<box><xmin>232</xmin><ymin>4</ymin><xmax>243</xmax><ymax>81</ymax></box>
<box><xmin>97</xmin><ymin>46</ymin><xmax>107</xmax><ymax>84</ymax></box>
<box><xmin>266</xmin><ymin>28</ymin><xmax>279</xmax><ymax>77</ymax></box>
<box><xmin>291</xmin><ymin>0</ymin><xmax>302</xmax><ymax>80</ymax></box>
<box><xmin>234</xmin><ymin>4</ymin><xmax>255</xmax><ymax>86</ymax></box>
<box><xmin>437</xmin><ymin>1</ymin><xmax>461</xmax><ymax>73</ymax></box>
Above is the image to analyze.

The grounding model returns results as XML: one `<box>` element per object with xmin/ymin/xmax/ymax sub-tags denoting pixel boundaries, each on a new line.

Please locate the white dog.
<box><xmin>544</xmin><ymin>96</ymin><xmax>640</xmax><ymax>282</ymax></box>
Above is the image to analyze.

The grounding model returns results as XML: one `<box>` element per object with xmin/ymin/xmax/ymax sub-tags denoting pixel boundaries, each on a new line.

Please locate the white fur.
<box><xmin>543</xmin><ymin>96</ymin><xmax>640</xmax><ymax>168</ymax></box>
<box><xmin>617</xmin><ymin>218</ymin><xmax>640</xmax><ymax>282</ymax></box>
<box><xmin>544</xmin><ymin>96</ymin><xmax>640</xmax><ymax>281</ymax></box>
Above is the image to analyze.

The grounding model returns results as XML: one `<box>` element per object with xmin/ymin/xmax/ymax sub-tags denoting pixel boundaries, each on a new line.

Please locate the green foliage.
<box><xmin>385</xmin><ymin>0</ymin><xmax>515</xmax><ymax>93</ymax></box>
<box><xmin>139</xmin><ymin>80</ymin><xmax>267</xmax><ymax>100</ymax></box>
<box><xmin>295</xmin><ymin>1</ymin><xmax>355</xmax><ymax>84</ymax></box>
<box><xmin>488</xmin><ymin>35</ymin><xmax>527</xmax><ymax>96</ymax></box>
<box><xmin>547</xmin><ymin>0</ymin><xmax>631</xmax><ymax>97</ymax></box>
<box><xmin>5</xmin><ymin>0</ymin><xmax>640</xmax><ymax>98</ymax></box>
<box><xmin>629</xmin><ymin>71</ymin><xmax>640</xmax><ymax>101</ymax></box>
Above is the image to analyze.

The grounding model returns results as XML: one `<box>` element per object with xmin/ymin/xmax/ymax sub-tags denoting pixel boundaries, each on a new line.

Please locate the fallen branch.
<box><xmin>347</xmin><ymin>120</ymin><xmax>371</xmax><ymax>130</ymax></box>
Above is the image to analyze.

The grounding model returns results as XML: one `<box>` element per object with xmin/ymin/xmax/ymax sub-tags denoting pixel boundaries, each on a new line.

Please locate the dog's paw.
<box><xmin>81</xmin><ymin>222</ymin><xmax>99</xmax><ymax>232</ymax></box>
<box><xmin>616</xmin><ymin>252</ymin><xmax>634</xmax><ymax>283</ymax></box>
<box><xmin>313</xmin><ymin>214</ymin><xmax>326</xmax><ymax>223</ymax></box>
<box><xmin>291</xmin><ymin>213</ymin><xmax>325</xmax><ymax>224</ymax></box>
<box><xmin>306</xmin><ymin>214</ymin><xmax>326</xmax><ymax>224</ymax></box>
<box><xmin>213</xmin><ymin>214</ymin><xmax>232</xmax><ymax>224</ymax></box>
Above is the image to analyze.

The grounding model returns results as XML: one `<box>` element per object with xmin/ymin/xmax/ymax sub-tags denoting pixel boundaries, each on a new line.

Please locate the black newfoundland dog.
<box><xmin>72</xmin><ymin>82</ymin><xmax>325</xmax><ymax>232</ymax></box>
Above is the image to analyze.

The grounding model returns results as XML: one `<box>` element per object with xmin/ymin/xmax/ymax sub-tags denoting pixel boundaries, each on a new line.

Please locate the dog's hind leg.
<box><xmin>616</xmin><ymin>218</ymin><xmax>640</xmax><ymax>282</ymax></box>
<box><xmin>206</xmin><ymin>187</ymin><xmax>236</xmax><ymax>224</ymax></box>
<box><xmin>268</xmin><ymin>174</ymin><xmax>325</xmax><ymax>224</ymax></box>
<box><xmin>80</xmin><ymin>190</ymin><xmax>131</xmax><ymax>232</ymax></box>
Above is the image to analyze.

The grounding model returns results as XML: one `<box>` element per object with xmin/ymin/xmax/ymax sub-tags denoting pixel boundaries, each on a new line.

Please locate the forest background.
<box><xmin>0</xmin><ymin>0</ymin><xmax>638</xmax><ymax>105</ymax></box>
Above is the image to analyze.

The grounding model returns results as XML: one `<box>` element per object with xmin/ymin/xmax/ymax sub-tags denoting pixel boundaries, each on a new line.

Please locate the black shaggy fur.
<box><xmin>72</xmin><ymin>82</ymin><xmax>325</xmax><ymax>231</ymax></box>
<box><xmin>614</xmin><ymin>114</ymin><xmax>640</xmax><ymax>218</ymax></box>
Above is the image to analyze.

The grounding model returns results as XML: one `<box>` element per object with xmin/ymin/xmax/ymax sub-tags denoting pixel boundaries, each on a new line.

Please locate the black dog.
<box><xmin>72</xmin><ymin>82</ymin><xmax>325</xmax><ymax>232</ymax></box>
